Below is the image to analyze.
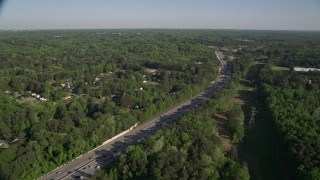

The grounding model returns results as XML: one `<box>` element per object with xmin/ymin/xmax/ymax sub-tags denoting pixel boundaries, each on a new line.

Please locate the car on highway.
<box><xmin>112</xmin><ymin>150</ymin><xmax>122</xmax><ymax>158</ymax></box>
<box><xmin>74</xmin><ymin>175</ymin><xmax>84</xmax><ymax>179</ymax></box>
<box><xmin>137</xmin><ymin>137</ymin><xmax>145</xmax><ymax>143</ymax></box>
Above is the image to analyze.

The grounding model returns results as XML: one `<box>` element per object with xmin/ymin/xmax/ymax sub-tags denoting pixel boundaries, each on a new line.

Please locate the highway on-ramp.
<box><xmin>40</xmin><ymin>52</ymin><xmax>231</xmax><ymax>180</ymax></box>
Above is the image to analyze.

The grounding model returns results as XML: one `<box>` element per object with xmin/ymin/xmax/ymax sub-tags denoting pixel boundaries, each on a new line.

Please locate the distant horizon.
<box><xmin>1</xmin><ymin>0</ymin><xmax>320</xmax><ymax>31</ymax></box>
<box><xmin>1</xmin><ymin>28</ymin><xmax>320</xmax><ymax>32</ymax></box>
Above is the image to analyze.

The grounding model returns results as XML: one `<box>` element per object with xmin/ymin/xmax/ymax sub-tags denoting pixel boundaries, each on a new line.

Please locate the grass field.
<box><xmin>237</xmin><ymin>64</ymin><xmax>292</xmax><ymax>180</ymax></box>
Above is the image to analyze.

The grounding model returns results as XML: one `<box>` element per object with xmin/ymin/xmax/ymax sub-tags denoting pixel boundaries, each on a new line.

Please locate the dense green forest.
<box><xmin>255</xmin><ymin>33</ymin><xmax>320</xmax><ymax>179</ymax></box>
<box><xmin>1</xmin><ymin>29</ymin><xmax>320</xmax><ymax>179</ymax></box>
<box><xmin>0</xmin><ymin>30</ymin><xmax>218</xmax><ymax>179</ymax></box>
<box><xmin>259</xmin><ymin>67</ymin><xmax>320</xmax><ymax>179</ymax></box>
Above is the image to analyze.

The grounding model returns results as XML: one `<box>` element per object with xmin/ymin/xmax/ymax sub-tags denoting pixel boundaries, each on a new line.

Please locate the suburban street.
<box><xmin>40</xmin><ymin>52</ymin><xmax>231</xmax><ymax>180</ymax></box>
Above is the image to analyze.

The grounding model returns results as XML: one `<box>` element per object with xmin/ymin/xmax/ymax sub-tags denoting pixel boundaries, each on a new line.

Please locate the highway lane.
<box><xmin>41</xmin><ymin>55</ymin><xmax>231</xmax><ymax>180</ymax></box>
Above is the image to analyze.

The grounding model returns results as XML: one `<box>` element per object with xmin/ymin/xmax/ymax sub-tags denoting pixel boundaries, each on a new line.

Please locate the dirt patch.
<box><xmin>215</xmin><ymin>113</ymin><xmax>227</xmax><ymax>120</ymax></box>
<box><xmin>220</xmin><ymin>136</ymin><xmax>232</xmax><ymax>151</ymax></box>
<box><xmin>233</xmin><ymin>97</ymin><xmax>245</xmax><ymax>105</ymax></box>
<box><xmin>214</xmin><ymin>113</ymin><xmax>233</xmax><ymax>151</ymax></box>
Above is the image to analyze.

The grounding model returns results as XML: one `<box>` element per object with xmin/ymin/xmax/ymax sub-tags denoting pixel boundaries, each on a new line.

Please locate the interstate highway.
<box><xmin>41</xmin><ymin>57</ymin><xmax>231</xmax><ymax>180</ymax></box>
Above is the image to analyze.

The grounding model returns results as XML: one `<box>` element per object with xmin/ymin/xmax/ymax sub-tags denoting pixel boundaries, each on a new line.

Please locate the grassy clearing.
<box><xmin>237</xmin><ymin>64</ymin><xmax>290</xmax><ymax>180</ymax></box>
<box><xmin>271</xmin><ymin>66</ymin><xmax>290</xmax><ymax>71</ymax></box>
<box><xmin>242</xmin><ymin>109</ymin><xmax>290</xmax><ymax>180</ymax></box>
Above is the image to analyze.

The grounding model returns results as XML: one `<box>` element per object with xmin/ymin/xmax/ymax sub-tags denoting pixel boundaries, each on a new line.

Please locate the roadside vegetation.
<box><xmin>91</xmin><ymin>81</ymin><xmax>251</xmax><ymax>180</ymax></box>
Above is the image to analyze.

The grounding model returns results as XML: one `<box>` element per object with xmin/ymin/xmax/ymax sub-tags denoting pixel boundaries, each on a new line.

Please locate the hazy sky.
<box><xmin>0</xmin><ymin>0</ymin><xmax>319</xmax><ymax>30</ymax></box>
